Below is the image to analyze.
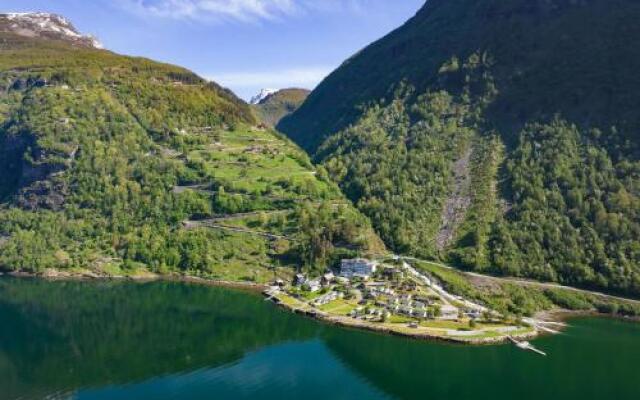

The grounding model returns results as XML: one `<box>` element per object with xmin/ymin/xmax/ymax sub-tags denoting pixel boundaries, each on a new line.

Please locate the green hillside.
<box><xmin>280</xmin><ymin>0</ymin><xmax>640</xmax><ymax>296</ymax></box>
<box><xmin>253</xmin><ymin>88</ymin><xmax>309</xmax><ymax>127</ymax></box>
<box><xmin>280</xmin><ymin>0</ymin><xmax>640</xmax><ymax>153</ymax></box>
<box><xmin>0</xmin><ymin>32</ymin><xmax>383</xmax><ymax>281</ymax></box>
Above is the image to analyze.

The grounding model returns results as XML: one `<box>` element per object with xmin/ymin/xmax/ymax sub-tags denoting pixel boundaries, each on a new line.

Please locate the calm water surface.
<box><xmin>0</xmin><ymin>277</ymin><xmax>638</xmax><ymax>400</ymax></box>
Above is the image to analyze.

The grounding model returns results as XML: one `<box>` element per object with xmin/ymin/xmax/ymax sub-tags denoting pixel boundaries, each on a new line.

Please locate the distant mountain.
<box><xmin>279</xmin><ymin>0</ymin><xmax>640</xmax><ymax>297</ymax></box>
<box><xmin>249</xmin><ymin>88</ymin><xmax>278</xmax><ymax>105</ymax></box>
<box><xmin>0</xmin><ymin>16</ymin><xmax>382</xmax><ymax>279</ymax></box>
<box><xmin>0</xmin><ymin>12</ymin><xmax>102</xmax><ymax>48</ymax></box>
<box><xmin>253</xmin><ymin>88</ymin><xmax>310</xmax><ymax>127</ymax></box>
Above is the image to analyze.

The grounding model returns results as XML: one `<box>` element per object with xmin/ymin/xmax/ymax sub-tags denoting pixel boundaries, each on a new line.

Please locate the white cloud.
<box><xmin>119</xmin><ymin>0</ymin><xmax>369</xmax><ymax>23</ymax></box>
<box><xmin>209</xmin><ymin>66</ymin><xmax>332</xmax><ymax>89</ymax></box>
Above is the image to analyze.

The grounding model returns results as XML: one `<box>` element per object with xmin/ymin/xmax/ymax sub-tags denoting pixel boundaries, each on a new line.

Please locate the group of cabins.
<box><xmin>313</xmin><ymin>291</ymin><xmax>343</xmax><ymax>306</ymax></box>
<box><xmin>381</xmin><ymin>293</ymin><xmax>459</xmax><ymax>320</ymax></box>
<box><xmin>349</xmin><ymin>306</ymin><xmax>387</xmax><ymax>319</ymax></box>
<box><xmin>294</xmin><ymin>274</ymin><xmax>321</xmax><ymax>292</ymax></box>
<box><xmin>290</xmin><ymin>258</ymin><xmax>480</xmax><ymax>323</ymax></box>
<box><xmin>294</xmin><ymin>271</ymin><xmax>337</xmax><ymax>293</ymax></box>
<box><xmin>293</xmin><ymin>259</ymin><xmax>377</xmax><ymax>292</ymax></box>
<box><xmin>364</xmin><ymin>284</ymin><xmax>396</xmax><ymax>299</ymax></box>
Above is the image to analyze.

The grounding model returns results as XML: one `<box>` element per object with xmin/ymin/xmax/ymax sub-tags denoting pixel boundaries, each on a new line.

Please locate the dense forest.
<box><xmin>0</xmin><ymin>32</ymin><xmax>382</xmax><ymax>280</ymax></box>
<box><xmin>282</xmin><ymin>0</ymin><xmax>640</xmax><ymax>297</ymax></box>
<box><xmin>280</xmin><ymin>0</ymin><xmax>640</xmax><ymax>154</ymax></box>
<box><xmin>314</xmin><ymin>54</ymin><xmax>640</xmax><ymax>297</ymax></box>
<box><xmin>2</xmin><ymin>1</ymin><xmax>639</xmax><ymax>298</ymax></box>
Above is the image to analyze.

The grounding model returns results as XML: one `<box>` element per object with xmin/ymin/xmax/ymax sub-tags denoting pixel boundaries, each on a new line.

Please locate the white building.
<box><xmin>321</xmin><ymin>272</ymin><xmax>335</xmax><ymax>286</ymax></box>
<box><xmin>339</xmin><ymin>259</ymin><xmax>377</xmax><ymax>279</ymax></box>
<box><xmin>294</xmin><ymin>274</ymin><xmax>307</xmax><ymax>286</ymax></box>
<box><xmin>440</xmin><ymin>304</ymin><xmax>459</xmax><ymax>320</ymax></box>
<box><xmin>314</xmin><ymin>291</ymin><xmax>340</xmax><ymax>306</ymax></box>
<box><xmin>307</xmin><ymin>279</ymin><xmax>322</xmax><ymax>293</ymax></box>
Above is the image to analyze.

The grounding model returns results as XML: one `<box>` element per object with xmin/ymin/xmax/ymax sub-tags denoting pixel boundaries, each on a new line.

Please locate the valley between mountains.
<box><xmin>1</xmin><ymin>2</ymin><xmax>640</xmax><ymax>340</ymax></box>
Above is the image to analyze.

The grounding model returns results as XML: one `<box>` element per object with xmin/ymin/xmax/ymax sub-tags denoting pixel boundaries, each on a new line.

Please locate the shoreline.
<box><xmin>266</xmin><ymin>292</ymin><xmax>539</xmax><ymax>345</ymax></box>
<box><xmin>3</xmin><ymin>269</ymin><xmax>637</xmax><ymax>344</ymax></box>
<box><xmin>271</xmin><ymin>294</ymin><xmax>637</xmax><ymax>344</ymax></box>
<box><xmin>1</xmin><ymin>269</ymin><xmax>267</xmax><ymax>293</ymax></box>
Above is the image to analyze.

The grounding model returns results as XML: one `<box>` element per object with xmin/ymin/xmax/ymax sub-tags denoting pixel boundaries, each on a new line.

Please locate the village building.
<box><xmin>402</xmin><ymin>281</ymin><xmax>418</xmax><ymax>291</ymax></box>
<box><xmin>313</xmin><ymin>291</ymin><xmax>341</xmax><ymax>306</ymax></box>
<box><xmin>465</xmin><ymin>309</ymin><xmax>483</xmax><ymax>320</ymax></box>
<box><xmin>413</xmin><ymin>301</ymin><xmax>427</xmax><ymax>309</ymax></box>
<box><xmin>399</xmin><ymin>294</ymin><xmax>413</xmax><ymax>304</ymax></box>
<box><xmin>414</xmin><ymin>295</ymin><xmax>434</xmax><ymax>305</ymax></box>
<box><xmin>382</xmin><ymin>266</ymin><xmax>404</xmax><ymax>280</ymax></box>
<box><xmin>414</xmin><ymin>308</ymin><xmax>429</xmax><ymax>319</ymax></box>
<box><xmin>440</xmin><ymin>304</ymin><xmax>459</xmax><ymax>320</ymax></box>
<box><xmin>294</xmin><ymin>273</ymin><xmax>307</xmax><ymax>286</ymax></box>
<box><xmin>381</xmin><ymin>287</ymin><xmax>395</xmax><ymax>296</ymax></box>
<box><xmin>339</xmin><ymin>258</ymin><xmax>377</xmax><ymax>279</ymax></box>
<box><xmin>321</xmin><ymin>272</ymin><xmax>335</xmax><ymax>286</ymax></box>
<box><xmin>398</xmin><ymin>305</ymin><xmax>414</xmax><ymax>316</ymax></box>
<box><xmin>307</xmin><ymin>279</ymin><xmax>322</xmax><ymax>293</ymax></box>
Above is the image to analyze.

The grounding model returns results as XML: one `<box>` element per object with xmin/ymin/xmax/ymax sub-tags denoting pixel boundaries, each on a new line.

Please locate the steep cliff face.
<box><xmin>0</xmin><ymin>109</ymin><xmax>77</xmax><ymax>210</ymax></box>
<box><xmin>0</xmin><ymin>131</ymin><xmax>28</xmax><ymax>201</ymax></box>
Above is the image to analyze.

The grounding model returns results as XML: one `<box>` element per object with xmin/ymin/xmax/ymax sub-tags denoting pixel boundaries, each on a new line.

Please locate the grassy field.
<box><xmin>176</xmin><ymin>126</ymin><xmax>337</xmax><ymax>201</ymax></box>
<box><xmin>318</xmin><ymin>299</ymin><xmax>358</xmax><ymax>315</ymax></box>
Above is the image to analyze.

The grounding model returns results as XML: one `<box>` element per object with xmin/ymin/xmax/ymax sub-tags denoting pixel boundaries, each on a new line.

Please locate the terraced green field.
<box><xmin>0</xmin><ymin>32</ymin><xmax>384</xmax><ymax>279</ymax></box>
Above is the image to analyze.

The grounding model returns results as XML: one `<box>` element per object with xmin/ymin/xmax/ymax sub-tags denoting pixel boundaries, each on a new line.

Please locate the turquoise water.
<box><xmin>0</xmin><ymin>277</ymin><xmax>638</xmax><ymax>400</ymax></box>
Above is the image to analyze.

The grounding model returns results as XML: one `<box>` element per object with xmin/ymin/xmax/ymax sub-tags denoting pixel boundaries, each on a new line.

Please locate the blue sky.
<box><xmin>3</xmin><ymin>0</ymin><xmax>425</xmax><ymax>100</ymax></box>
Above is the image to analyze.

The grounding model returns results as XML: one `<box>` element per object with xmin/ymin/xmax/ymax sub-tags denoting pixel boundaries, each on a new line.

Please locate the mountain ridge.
<box><xmin>0</xmin><ymin>12</ymin><xmax>102</xmax><ymax>48</ymax></box>
<box><xmin>253</xmin><ymin>88</ymin><xmax>310</xmax><ymax>127</ymax></box>
<box><xmin>279</xmin><ymin>0</ymin><xmax>640</xmax><ymax>297</ymax></box>
<box><xmin>280</xmin><ymin>0</ymin><xmax>640</xmax><ymax>155</ymax></box>
<box><xmin>250</xmin><ymin>88</ymin><xmax>278</xmax><ymax>105</ymax></box>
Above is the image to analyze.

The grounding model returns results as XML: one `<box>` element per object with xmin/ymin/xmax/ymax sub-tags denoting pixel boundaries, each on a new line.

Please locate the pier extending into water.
<box><xmin>508</xmin><ymin>336</ymin><xmax>547</xmax><ymax>356</ymax></box>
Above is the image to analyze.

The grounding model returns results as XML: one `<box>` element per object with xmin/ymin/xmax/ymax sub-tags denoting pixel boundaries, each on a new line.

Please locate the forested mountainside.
<box><xmin>0</xmin><ymin>25</ymin><xmax>383</xmax><ymax>280</ymax></box>
<box><xmin>253</xmin><ymin>88</ymin><xmax>310</xmax><ymax>127</ymax></box>
<box><xmin>280</xmin><ymin>0</ymin><xmax>640</xmax><ymax>297</ymax></box>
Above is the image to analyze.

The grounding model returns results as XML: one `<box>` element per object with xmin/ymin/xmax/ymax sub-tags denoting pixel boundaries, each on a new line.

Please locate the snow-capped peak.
<box><xmin>0</xmin><ymin>12</ymin><xmax>103</xmax><ymax>49</ymax></box>
<box><xmin>250</xmin><ymin>88</ymin><xmax>278</xmax><ymax>105</ymax></box>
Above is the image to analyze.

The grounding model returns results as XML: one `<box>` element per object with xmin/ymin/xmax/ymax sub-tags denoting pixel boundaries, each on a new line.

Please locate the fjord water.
<box><xmin>0</xmin><ymin>278</ymin><xmax>638</xmax><ymax>400</ymax></box>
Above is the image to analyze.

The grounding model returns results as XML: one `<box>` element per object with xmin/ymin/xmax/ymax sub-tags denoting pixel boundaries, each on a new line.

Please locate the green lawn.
<box><xmin>318</xmin><ymin>299</ymin><xmax>358</xmax><ymax>315</ymax></box>
<box><xmin>388</xmin><ymin>315</ymin><xmax>416</xmax><ymax>324</ymax></box>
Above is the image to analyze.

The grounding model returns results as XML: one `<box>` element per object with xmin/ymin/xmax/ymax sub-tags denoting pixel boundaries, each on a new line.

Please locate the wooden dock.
<box><xmin>508</xmin><ymin>336</ymin><xmax>547</xmax><ymax>356</ymax></box>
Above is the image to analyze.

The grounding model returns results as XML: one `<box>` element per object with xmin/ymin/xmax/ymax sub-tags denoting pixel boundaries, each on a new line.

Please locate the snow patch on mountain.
<box><xmin>0</xmin><ymin>12</ymin><xmax>103</xmax><ymax>49</ymax></box>
<box><xmin>250</xmin><ymin>88</ymin><xmax>278</xmax><ymax>105</ymax></box>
